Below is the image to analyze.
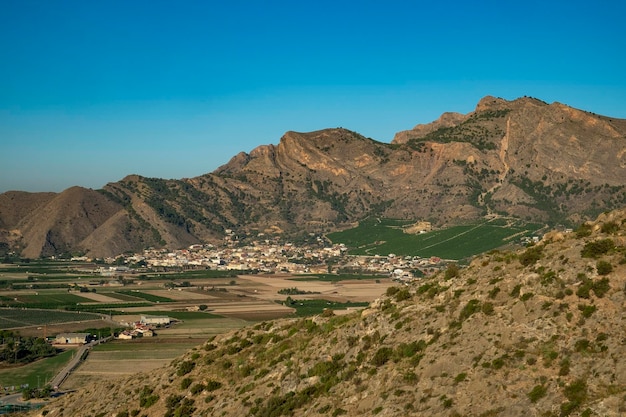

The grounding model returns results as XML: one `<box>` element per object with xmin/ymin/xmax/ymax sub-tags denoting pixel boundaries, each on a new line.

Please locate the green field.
<box><xmin>91</xmin><ymin>341</ymin><xmax>199</xmax><ymax>357</ymax></box>
<box><xmin>0</xmin><ymin>348</ymin><xmax>75</xmax><ymax>388</ymax></box>
<box><xmin>103</xmin><ymin>291</ymin><xmax>143</xmax><ymax>301</ymax></box>
<box><xmin>139</xmin><ymin>269</ymin><xmax>244</xmax><ymax>281</ymax></box>
<box><xmin>328</xmin><ymin>217</ymin><xmax>543</xmax><ymax>260</ymax></box>
<box><xmin>114</xmin><ymin>290</ymin><xmax>174</xmax><ymax>303</ymax></box>
<box><xmin>0</xmin><ymin>293</ymin><xmax>95</xmax><ymax>310</ymax></box>
<box><xmin>284</xmin><ymin>299</ymin><xmax>369</xmax><ymax>317</ymax></box>
<box><xmin>0</xmin><ymin>308</ymin><xmax>102</xmax><ymax>328</ymax></box>
<box><xmin>290</xmin><ymin>274</ymin><xmax>387</xmax><ymax>282</ymax></box>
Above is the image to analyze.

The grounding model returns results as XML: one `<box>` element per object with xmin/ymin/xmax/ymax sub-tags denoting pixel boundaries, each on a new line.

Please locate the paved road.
<box><xmin>49</xmin><ymin>337</ymin><xmax>112</xmax><ymax>389</ymax></box>
<box><xmin>0</xmin><ymin>336</ymin><xmax>112</xmax><ymax>406</ymax></box>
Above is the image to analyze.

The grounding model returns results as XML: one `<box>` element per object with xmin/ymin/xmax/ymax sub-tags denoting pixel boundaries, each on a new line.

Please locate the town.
<box><xmin>80</xmin><ymin>230</ymin><xmax>451</xmax><ymax>282</ymax></box>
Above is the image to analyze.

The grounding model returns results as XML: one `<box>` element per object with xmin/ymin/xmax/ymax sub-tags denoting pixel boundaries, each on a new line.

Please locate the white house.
<box><xmin>140</xmin><ymin>315</ymin><xmax>171</xmax><ymax>326</ymax></box>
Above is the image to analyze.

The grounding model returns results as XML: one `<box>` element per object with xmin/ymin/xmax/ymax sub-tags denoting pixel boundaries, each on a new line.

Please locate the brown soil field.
<box><xmin>143</xmin><ymin>288</ymin><xmax>216</xmax><ymax>301</ymax></box>
<box><xmin>235</xmin><ymin>274</ymin><xmax>390</xmax><ymax>303</ymax></box>
<box><xmin>71</xmin><ymin>292</ymin><xmax>121</xmax><ymax>303</ymax></box>
<box><xmin>13</xmin><ymin>318</ymin><xmax>117</xmax><ymax>338</ymax></box>
<box><xmin>3</xmin><ymin>271</ymin><xmax>388</xmax><ymax>393</ymax></box>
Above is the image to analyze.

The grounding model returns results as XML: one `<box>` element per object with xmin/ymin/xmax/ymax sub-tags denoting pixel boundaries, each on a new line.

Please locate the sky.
<box><xmin>1</xmin><ymin>0</ymin><xmax>625</xmax><ymax>193</ymax></box>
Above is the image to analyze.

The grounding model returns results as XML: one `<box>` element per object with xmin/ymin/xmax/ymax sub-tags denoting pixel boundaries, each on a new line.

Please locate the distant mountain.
<box><xmin>1</xmin><ymin>96</ymin><xmax>625</xmax><ymax>258</ymax></box>
<box><xmin>32</xmin><ymin>208</ymin><xmax>626</xmax><ymax>416</ymax></box>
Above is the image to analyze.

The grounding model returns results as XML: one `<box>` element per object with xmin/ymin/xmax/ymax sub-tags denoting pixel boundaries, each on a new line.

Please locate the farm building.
<box><xmin>140</xmin><ymin>315</ymin><xmax>170</xmax><ymax>326</ymax></box>
<box><xmin>54</xmin><ymin>333</ymin><xmax>90</xmax><ymax>345</ymax></box>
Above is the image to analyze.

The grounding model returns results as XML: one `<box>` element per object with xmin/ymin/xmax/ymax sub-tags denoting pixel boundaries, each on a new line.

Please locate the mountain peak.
<box><xmin>2</xmin><ymin>96</ymin><xmax>626</xmax><ymax>258</ymax></box>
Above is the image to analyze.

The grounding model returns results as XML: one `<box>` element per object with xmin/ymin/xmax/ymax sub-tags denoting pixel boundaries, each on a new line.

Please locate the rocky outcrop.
<box><xmin>2</xmin><ymin>96</ymin><xmax>625</xmax><ymax>258</ymax></box>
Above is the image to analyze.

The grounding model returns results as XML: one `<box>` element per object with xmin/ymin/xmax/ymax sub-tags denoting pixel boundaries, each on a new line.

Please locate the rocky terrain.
<box><xmin>31</xmin><ymin>208</ymin><xmax>626</xmax><ymax>417</ymax></box>
<box><xmin>2</xmin><ymin>96</ymin><xmax>625</xmax><ymax>258</ymax></box>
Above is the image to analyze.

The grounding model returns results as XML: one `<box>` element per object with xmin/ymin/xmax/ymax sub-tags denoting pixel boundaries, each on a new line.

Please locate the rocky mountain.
<box><xmin>32</xmin><ymin>208</ymin><xmax>626</xmax><ymax>416</ymax></box>
<box><xmin>1</xmin><ymin>96</ymin><xmax>625</xmax><ymax>258</ymax></box>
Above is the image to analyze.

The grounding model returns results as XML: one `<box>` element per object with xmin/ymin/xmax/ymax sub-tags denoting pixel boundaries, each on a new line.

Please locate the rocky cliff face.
<box><xmin>1</xmin><ymin>96</ymin><xmax>625</xmax><ymax>258</ymax></box>
<box><xmin>32</xmin><ymin>209</ymin><xmax>626</xmax><ymax>416</ymax></box>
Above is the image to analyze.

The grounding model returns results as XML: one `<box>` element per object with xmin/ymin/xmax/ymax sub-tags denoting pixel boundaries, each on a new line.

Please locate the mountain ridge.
<box><xmin>2</xmin><ymin>96</ymin><xmax>626</xmax><ymax>258</ymax></box>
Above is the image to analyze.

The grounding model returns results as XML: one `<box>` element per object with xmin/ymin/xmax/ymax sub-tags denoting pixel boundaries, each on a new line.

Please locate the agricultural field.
<box><xmin>113</xmin><ymin>290</ymin><xmax>175</xmax><ymax>303</ymax></box>
<box><xmin>0</xmin><ymin>261</ymin><xmax>391</xmax><ymax>393</ymax></box>
<box><xmin>0</xmin><ymin>349</ymin><xmax>75</xmax><ymax>389</ymax></box>
<box><xmin>0</xmin><ymin>308</ymin><xmax>103</xmax><ymax>329</ymax></box>
<box><xmin>62</xmin><ymin>314</ymin><xmax>250</xmax><ymax>390</ymax></box>
<box><xmin>291</xmin><ymin>273</ymin><xmax>388</xmax><ymax>282</ymax></box>
<box><xmin>328</xmin><ymin>217</ymin><xmax>543</xmax><ymax>259</ymax></box>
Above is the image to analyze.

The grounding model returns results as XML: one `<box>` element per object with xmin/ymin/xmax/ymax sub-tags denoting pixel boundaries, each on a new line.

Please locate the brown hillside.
<box><xmin>17</xmin><ymin>186</ymin><xmax>123</xmax><ymax>258</ymax></box>
<box><xmin>2</xmin><ymin>96</ymin><xmax>626</xmax><ymax>258</ymax></box>
<box><xmin>33</xmin><ymin>208</ymin><xmax>626</xmax><ymax>416</ymax></box>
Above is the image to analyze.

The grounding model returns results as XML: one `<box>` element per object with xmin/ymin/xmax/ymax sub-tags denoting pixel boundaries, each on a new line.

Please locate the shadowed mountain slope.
<box><xmin>2</xmin><ymin>96</ymin><xmax>625</xmax><ymax>258</ymax></box>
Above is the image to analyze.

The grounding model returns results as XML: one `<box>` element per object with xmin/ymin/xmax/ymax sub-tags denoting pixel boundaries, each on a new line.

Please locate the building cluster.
<box><xmin>116</xmin><ymin>315</ymin><xmax>171</xmax><ymax>339</ymax></box>
<box><xmin>95</xmin><ymin>238</ymin><xmax>450</xmax><ymax>279</ymax></box>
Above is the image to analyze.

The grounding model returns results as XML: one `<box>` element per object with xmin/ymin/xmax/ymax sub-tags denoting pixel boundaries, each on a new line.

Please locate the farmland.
<box><xmin>0</xmin><ymin>260</ymin><xmax>390</xmax><ymax>392</ymax></box>
<box><xmin>328</xmin><ymin>216</ymin><xmax>543</xmax><ymax>259</ymax></box>
<box><xmin>0</xmin><ymin>349</ymin><xmax>75</xmax><ymax>389</ymax></box>
<box><xmin>0</xmin><ymin>309</ymin><xmax>102</xmax><ymax>328</ymax></box>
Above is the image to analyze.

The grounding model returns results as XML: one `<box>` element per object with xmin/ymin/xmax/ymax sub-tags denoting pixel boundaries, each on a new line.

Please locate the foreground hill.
<box><xmin>34</xmin><ymin>209</ymin><xmax>626</xmax><ymax>416</ymax></box>
<box><xmin>2</xmin><ymin>96</ymin><xmax>626</xmax><ymax>258</ymax></box>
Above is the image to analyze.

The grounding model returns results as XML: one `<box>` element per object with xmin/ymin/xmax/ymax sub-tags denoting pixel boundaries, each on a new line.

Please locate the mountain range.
<box><xmin>1</xmin><ymin>96</ymin><xmax>625</xmax><ymax>258</ymax></box>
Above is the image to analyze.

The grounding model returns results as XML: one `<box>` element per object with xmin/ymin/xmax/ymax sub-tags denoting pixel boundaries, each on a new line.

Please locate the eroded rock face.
<box><xmin>2</xmin><ymin>96</ymin><xmax>626</xmax><ymax>257</ymax></box>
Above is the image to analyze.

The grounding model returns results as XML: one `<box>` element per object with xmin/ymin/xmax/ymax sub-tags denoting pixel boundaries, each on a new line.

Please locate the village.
<box><xmin>90</xmin><ymin>233</ymin><xmax>449</xmax><ymax>282</ymax></box>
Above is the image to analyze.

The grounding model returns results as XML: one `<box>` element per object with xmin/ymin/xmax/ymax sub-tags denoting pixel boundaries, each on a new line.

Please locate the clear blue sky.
<box><xmin>2</xmin><ymin>0</ymin><xmax>625</xmax><ymax>193</ymax></box>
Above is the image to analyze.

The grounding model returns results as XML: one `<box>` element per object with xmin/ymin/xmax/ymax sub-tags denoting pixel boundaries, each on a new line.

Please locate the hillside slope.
<box><xmin>35</xmin><ymin>209</ymin><xmax>626</xmax><ymax>416</ymax></box>
<box><xmin>2</xmin><ymin>96</ymin><xmax>626</xmax><ymax>258</ymax></box>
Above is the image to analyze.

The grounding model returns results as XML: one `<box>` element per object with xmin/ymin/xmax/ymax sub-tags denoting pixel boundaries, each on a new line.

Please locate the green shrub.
<box><xmin>488</xmin><ymin>287</ymin><xmax>500</xmax><ymax>299</ymax></box>
<box><xmin>177</xmin><ymin>360</ymin><xmax>195</xmax><ymax>376</ymax></box>
<box><xmin>527</xmin><ymin>385</ymin><xmax>547</xmax><ymax>403</ymax></box>
<box><xmin>190</xmin><ymin>383</ymin><xmax>205</xmax><ymax>395</ymax></box>
<box><xmin>510</xmin><ymin>284</ymin><xmax>522</xmax><ymax>298</ymax></box>
<box><xmin>581</xmin><ymin>239</ymin><xmax>615</xmax><ymax>258</ymax></box>
<box><xmin>561</xmin><ymin>378</ymin><xmax>587</xmax><ymax>415</ymax></box>
<box><xmin>371</xmin><ymin>347</ymin><xmax>394</xmax><ymax>367</ymax></box>
<box><xmin>600</xmin><ymin>221</ymin><xmax>619</xmax><ymax>234</ymax></box>
<box><xmin>574</xmin><ymin>339</ymin><xmax>591</xmax><ymax>352</ymax></box>
<box><xmin>519</xmin><ymin>245</ymin><xmax>543</xmax><ymax>266</ymax></box>
<box><xmin>444</xmin><ymin>263</ymin><xmax>460</xmax><ymax>279</ymax></box>
<box><xmin>396</xmin><ymin>340</ymin><xmax>426</xmax><ymax>358</ymax></box>
<box><xmin>386</xmin><ymin>287</ymin><xmax>399</xmax><ymax>297</ymax></box>
<box><xmin>180</xmin><ymin>377</ymin><xmax>192</xmax><ymax>390</ymax></box>
<box><xmin>481</xmin><ymin>302</ymin><xmax>495</xmax><ymax>315</ymax></box>
<box><xmin>394</xmin><ymin>288</ymin><xmax>411</xmax><ymax>302</ymax></box>
<box><xmin>459</xmin><ymin>299</ymin><xmax>481</xmax><ymax>321</ymax></box>
<box><xmin>596</xmin><ymin>260</ymin><xmax>613</xmax><ymax>275</ymax></box>
<box><xmin>206</xmin><ymin>380</ymin><xmax>222</xmax><ymax>392</ymax></box>
<box><xmin>559</xmin><ymin>358</ymin><xmax>571</xmax><ymax>376</ymax></box>
<box><xmin>578</xmin><ymin>304</ymin><xmax>597</xmax><ymax>318</ymax></box>
<box><xmin>138</xmin><ymin>386</ymin><xmax>159</xmax><ymax>408</ymax></box>
<box><xmin>575</xmin><ymin>224</ymin><xmax>592</xmax><ymax>238</ymax></box>
<box><xmin>592</xmin><ymin>277</ymin><xmax>610</xmax><ymax>297</ymax></box>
